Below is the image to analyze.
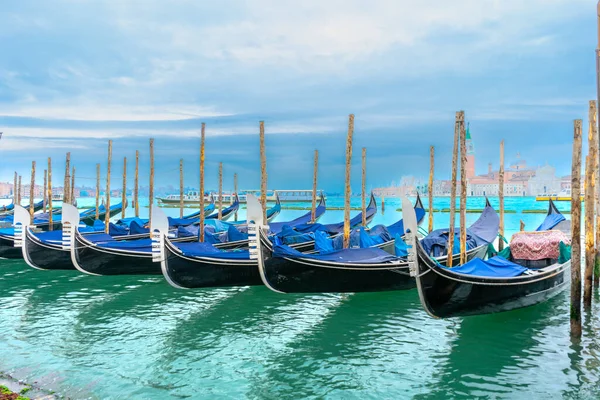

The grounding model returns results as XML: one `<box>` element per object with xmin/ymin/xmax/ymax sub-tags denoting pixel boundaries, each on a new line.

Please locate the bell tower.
<box><xmin>466</xmin><ymin>122</ymin><xmax>475</xmax><ymax>179</ymax></box>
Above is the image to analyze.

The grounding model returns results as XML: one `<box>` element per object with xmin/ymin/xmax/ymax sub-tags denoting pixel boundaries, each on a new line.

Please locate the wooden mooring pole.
<box><xmin>233</xmin><ymin>172</ymin><xmax>238</xmax><ymax>222</ymax></box>
<box><xmin>105</xmin><ymin>140</ymin><xmax>112</xmax><ymax>233</ymax></box>
<box><xmin>122</xmin><ymin>157</ymin><xmax>127</xmax><ymax>219</ymax></box>
<box><xmin>218</xmin><ymin>162</ymin><xmax>223</xmax><ymax>220</ymax></box>
<box><xmin>259</xmin><ymin>121</ymin><xmax>267</xmax><ymax>224</ymax></box>
<box><xmin>149</xmin><ymin>138</ymin><xmax>155</xmax><ymax>224</ymax></box>
<box><xmin>343</xmin><ymin>114</ymin><xmax>354</xmax><ymax>249</ymax></box>
<box><xmin>17</xmin><ymin>175</ymin><xmax>22</xmax><ymax>205</ymax></box>
<box><xmin>179</xmin><ymin>158</ymin><xmax>184</xmax><ymax>219</ymax></box>
<box><xmin>43</xmin><ymin>169</ymin><xmax>47</xmax><ymax>213</ymax></box>
<box><xmin>29</xmin><ymin>161</ymin><xmax>35</xmax><ymax>223</ymax></box>
<box><xmin>64</xmin><ymin>152</ymin><xmax>70</xmax><ymax>204</ymax></box>
<box><xmin>428</xmin><ymin>146</ymin><xmax>434</xmax><ymax>232</ymax></box>
<box><xmin>95</xmin><ymin>163</ymin><xmax>100</xmax><ymax>220</ymax></box>
<box><xmin>199</xmin><ymin>124</ymin><xmax>206</xmax><ymax>241</ymax></box>
<box><xmin>447</xmin><ymin>113</ymin><xmax>460</xmax><ymax>267</ymax></box>
<box><xmin>361</xmin><ymin>147</ymin><xmax>367</xmax><ymax>227</ymax></box>
<box><xmin>13</xmin><ymin>172</ymin><xmax>17</xmax><ymax>203</ymax></box>
<box><xmin>571</xmin><ymin>119</ymin><xmax>583</xmax><ymax>338</ymax></box>
<box><xmin>311</xmin><ymin>150</ymin><xmax>319</xmax><ymax>223</ymax></box>
<box><xmin>70</xmin><ymin>166</ymin><xmax>75</xmax><ymax>204</ymax></box>
<box><xmin>47</xmin><ymin>158</ymin><xmax>53</xmax><ymax>231</ymax></box>
<box><xmin>499</xmin><ymin>140</ymin><xmax>505</xmax><ymax>251</ymax></box>
<box><xmin>459</xmin><ymin>111</ymin><xmax>467</xmax><ymax>265</ymax></box>
<box><xmin>134</xmin><ymin>150</ymin><xmax>140</xmax><ymax>218</ymax></box>
<box><xmin>585</xmin><ymin>101</ymin><xmax>598</xmax><ymax>308</ymax></box>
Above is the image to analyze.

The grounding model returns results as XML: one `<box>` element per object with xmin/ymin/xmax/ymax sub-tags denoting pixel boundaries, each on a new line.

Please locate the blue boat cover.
<box><xmin>394</xmin><ymin>235</ymin><xmax>408</xmax><ymax>257</ymax></box>
<box><xmin>206</xmin><ymin>200</ymin><xmax>240</xmax><ymax>220</ymax></box>
<box><xmin>0</xmin><ymin>227</ymin><xmax>15</xmax><ymax>236</ymax></box>
<box><xmin>273</xmin><ymin>243</ymin><xmax>399</xmax><ymax>263</ymax></box>
<box><xmin>387</xmin><ymin>207</ymin><xmax>426</xmax><ymax>237</ymax></box>
<box><xmin>536</xmin><ymin>213</ymin><xmax>566</xmax><ymax>231</ymax></box>
<box><xmin>468</xmin><ymin>205</ymin><xmax>500</xmax><ymax>243</ymax></box>
<box><xmin>446</xmin><ymin>256</ymin><xmax>527</xmax><ymax>278</ymax></box>
<box><xmin>116</xmin><ymin>217</ymin><xmax>149</xmax><ymax>228</ymax></box>
<box><xmin>99</xmin><ymin>238</ymin><xmax>154</xmax><ymax>252</ymax></box>
<box><xmin>269</xmin><ymin>202</ymin><xmax>326</xmax><ymax>234</ymax></box>
<box><xmin>182</xmin><ymin>203</ymin><xmax>216</xmax><ymax>219</ymax></box>
<box><xmin>130</xmin><ymin>220</ymin><xmax>150</xmax><ymax>235</ymax></box>
<box><xmin>174</xmin><ymin>242</ymin><xmax>250</xmax><ymax>259</ymax></box>
<box><xmin>167</xmin><ymin>217</ymin><xmax>197</xmax><ymax>227</ymax></box>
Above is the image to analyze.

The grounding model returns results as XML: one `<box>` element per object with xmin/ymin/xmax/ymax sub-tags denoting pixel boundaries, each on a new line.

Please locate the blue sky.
<box><xmin>0</xmin><ymin>0</ymin><xmax>596</xmax><ymax>193</ymax></box>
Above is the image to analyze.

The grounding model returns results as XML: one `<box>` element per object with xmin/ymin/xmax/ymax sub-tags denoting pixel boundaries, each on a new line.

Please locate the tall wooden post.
<box><xmin>64</xmin><ymin>152</ymin><xmax>70</xmax><ymax>204</ymax></box>
<box><xmin>134</xmin><ymin>150</ymin><xmax>140</xmax><ymax>217</ymax></box>
<box><xmin>499</xmin><ymin>140</ymin><xmax>505</xmax><ymax>251</ymax></box>
<box><xmin>361</xmin><ymin>147</ymin><xmax>367</xmax><ymax>227</ymax></box>
<box><xmin>520</xmin><ymin>220</ymin><xmax>526</xmax><ymax>231</ymax></box>
<box><xmin>70</xmin><ymin>166</ymin><xmax>75</xmax><ymax>204</ymax></box>
<box><xmin>233</xmin><ymin>172</ymin><xmax>238</xmax><ymax>222</ymax></box>
<box><xmin>585</xmin><ymin>101</ymin><xmax>598</xmax><ymax>307</ymax></box>
<box><xmin>459</xmin><ymin>111</ymin><xmax>467</xmax><ymax>264</ymax></box>
<box><xmin>149</xmin><ymin>138</ymin><xmax>155</xmax><ymax>223</ymax></box>
<box><xmin>47</xmin><ymin>158</ymin><xmax>53</xmax><ymax>231</ymax></box>
<box><xmin>17</xmin><ymin>175</ymin><xmax>22</xmax><ymax>205</ymax></box>
<box><xmin>447</xmin><ymin>113</ymin><xmax>460</xmax><ymax>267</ymax></box>
<box><xmin>428</xmin><ymin>146</ymin><xmax>434</xmax><ymax>232</ymax></box>
<box><xmin>594</xmin><ymin>99</ymin><xmax>600</xmax><ymax>287</ymax></box>
<box><xmin>43</xmin><ymin>169</ymin><xmax>47</xmax><ymax>212</ymax></box>
<box><xmin>122</xmin><ymin>157</ymin><xmax>127</xmax><ymax>219</ymax></box>
<box><xmin>343</xmin><ymin>114</ymin><xmax>354</xmax><ymax>249</ymax></box>
<box><xmin>311</xmin><ymin>150</ymin><xmax>319</xmax><ymax>223</ymax></box>
<box><xmin>571</xmin><ymin>119</ymin><xmax>583</xmax><ymax>338</ymax></box>
<box><xmin>199</xmin><ymin>124</ymin><xmax>206</xmax><ymax>241</ymax></box>
<box><xmin>105</xmin><ymin>140</ymin><xmax>112</xmax><ymax>233</ymax></box>
<box><xmin>259</xmin><ymin>121</ymin><xmax>267</xmax><ymax>223</ymax></box>
<box><xmin>13</xmin><ymin>172</ymin><xmax>17</xmax><ymax>202</ymax></box>
<box><xmin>218</xmin><ymin>162</ymin><xmax>223</xmax><ymax>220</ymax></box>
<box><xmin>29</xmin><ymin>161</ymin><xmax>36</xmax><ymax>223</ymax></box>
<box><xmin>95</xmin><ymin>163</ymin><xmax>100</xmax><ymax>220</ymax></box>
<box><xmin>179</xmin><ymin>158</ymin><xmax>184</xmax><ymax>218</ymax></box>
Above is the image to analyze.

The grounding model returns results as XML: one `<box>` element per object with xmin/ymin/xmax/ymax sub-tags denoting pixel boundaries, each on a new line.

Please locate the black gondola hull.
<box><xmin>23</xmin><ymin>229</ymin><xmax>74</xmax><ymax>270</ymax></box>
<box><xmin>414</xmin><ymin>242</ymin><xmax>570</xmax><ymax>318</ymax></box>
<box><xmin>0</xmin><ymin>235</ymin><xmax>20</xmax><ymax>259</ymax></box>
<box><xmin>73</xmin><ymin>230</ymin><xmax>160</xmax><ymax>275</ymax></box>
<box><xmin>162</xmin><ymin>239</ymin><xmax>261</xmax><ymax>289</ymax></box>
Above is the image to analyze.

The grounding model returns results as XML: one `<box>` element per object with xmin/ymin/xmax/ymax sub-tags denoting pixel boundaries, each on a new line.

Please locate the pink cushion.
<box><xmin>510</xmin><ymin>231</ymin><xmax>571</xmax><ymax>261</ymax></box>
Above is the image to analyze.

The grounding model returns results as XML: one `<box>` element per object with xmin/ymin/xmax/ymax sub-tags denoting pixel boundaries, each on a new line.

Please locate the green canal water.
<box><xmin>1</xmin><ymin>197</ymin><xmax>600</xmax><ymax>399</ymax></box>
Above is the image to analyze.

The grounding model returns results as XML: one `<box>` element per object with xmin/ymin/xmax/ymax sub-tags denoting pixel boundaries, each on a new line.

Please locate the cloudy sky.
<box><xmin>0</xmin><ymin>0</ymin><xmax>596</xmax><ymax>192</ymax></box>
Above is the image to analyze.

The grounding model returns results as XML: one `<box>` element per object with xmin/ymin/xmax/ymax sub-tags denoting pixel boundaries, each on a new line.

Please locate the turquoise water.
<box><xmin>1</xmin><ymin>196</ymin><xmax>599</xmax><ymax>399</ymax></box>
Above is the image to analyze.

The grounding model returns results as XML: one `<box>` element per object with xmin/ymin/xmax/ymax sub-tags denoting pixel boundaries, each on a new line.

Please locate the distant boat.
<box><xmin>536</xmin><ymin>189</ymin><xmax>584</xmax><ymax>202</ymax></box>
<box><xmin>156</xmin><ymin>190</ymin><xmax>325</xmax><ymax>205</ymax></box>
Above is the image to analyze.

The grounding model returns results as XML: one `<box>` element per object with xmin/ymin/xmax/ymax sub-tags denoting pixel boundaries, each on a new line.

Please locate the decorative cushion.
<box><xmin>510</xmin><ymin>230</ymin><xmax>571</xmax><ymax>261</ymax></box>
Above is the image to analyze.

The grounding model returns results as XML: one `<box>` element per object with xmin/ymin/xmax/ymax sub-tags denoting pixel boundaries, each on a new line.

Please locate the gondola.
<box><xmin>254</xmin><ymin>197</ymin><xmax>499</xmax><ymax>294</ymax></box>
<box><xmin>206</xmin><ymin>194</ymin><xmax>240</xmax><ymax>221</ymax></box>
<box><xmin>0</xmin><ymin>199</ymin><xmax>44</xmax><ymax>219</ymax></box>
<box><xmin>405</xmin><ymin>199</ymin><xmax>571</xmax><ymax>318</ymax></box>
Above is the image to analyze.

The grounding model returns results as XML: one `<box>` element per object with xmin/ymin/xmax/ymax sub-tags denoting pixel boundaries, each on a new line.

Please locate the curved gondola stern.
<box><xmin>248</xmin><ymin>193</ymin><xmax>282</xmax><ymax>293</ymax></box>
<box><xmin>414</xmin><ymin>191</ymin><xmax>424</xmax><ymax>210</ymax></box>
<box><xmin>160</xmin><ymin>236</ymin><xmax>190</xmax><ymax>290</ymax></box>
<box><xmin>14</xmin><ymin>205</ymin><xmax>31</xmax><ymax>264</ymax></box>
<box><xmin>402</xmin><ymin>196</ymin><xmax>438</xmax><ymax>318</ymax></box>
<box><xmin>151</xmin><ymin>205</ymin><xmax>170</xmax><ymax>269</ymax></box>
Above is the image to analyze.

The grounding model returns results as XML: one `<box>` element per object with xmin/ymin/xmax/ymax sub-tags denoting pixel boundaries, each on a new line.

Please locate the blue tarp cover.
<box><xmin>274</xmin><ymin>243</ymin><xmax>399</xmax><ymax>263</ymax></box>
<box><xmin>446</xmin><ymin>256</ymin><xmax>527</xmax><ymax>278</ymax></box>
<box><xmin>536</xmin><ymin>213</ymin><xmax>566</xmax><ymax>231</ymax></box>
<box><xmin>386</xmin><ymin>207</ymin><xmax>426</xmax><ymax>237</ymax></box>
<box><xmin>269</xmin><ymin>202</ymin><xmax>326</xmax><ymax>234</ymax></box>
<box><xmin>174</xmin><ymin>242</ymin><xmax>250</xmax><ymax>259</ymax></box>
<box><xmin>99</xmin><ymin>238</ymin><xmax>154</xmax><ymax>252</ymax></box>
<box><xmin>394</xmin><ymin>234</ymin><xmax>408</xmax><ymax>257</ymax></box>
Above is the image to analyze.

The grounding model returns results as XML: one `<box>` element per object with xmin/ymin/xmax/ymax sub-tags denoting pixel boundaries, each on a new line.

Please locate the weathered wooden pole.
<box><xmin>95</xmin><ymin>163</ymin><xmax>100</xmax><ymax>220</ymax></box>
<box><xmin>149</xmin><ymin>138</ymin><xmax>155</xmax><ymax>223</ymax></box>
<box><xmin>361</xmin><ymin>147</ymin><xmax>367</xmax><ymax>227</ymax></box>
<box><xmin>428</xmin><ymin>146</ymin><xmax>434</xmax><ymax>232</ymax></box>
<box><xmin>343</xmin><ymin>114</ymin><xmax>354</xmax><ymax>249</ymax></box>
<box><xmin>218</xmin><ymin>162</ymin><xmax>223</xmax><ymax>220</ymax></box>
<box><xmin>199</xmin><ymin>124</ymin><xmax>206</xmax><ymax>241</ymax></box>
<box><xmin>594</xmin><ymin>99</ymin><xmax>600</xmax><ymax>288</ymax></box>
<box><xmin>311</xmin><ymin>150</ymin><xmax>319</xmax><ymax>223</ymax></box>
<box><xmin>381</xmin><ymin>194</ymin><xmax>385</xmax><ymax>213</ymax></box>
<box><xmin>105</xmin><ymin>140</ymin><xmax>112</xmax><ymax>233</ymax></box>
<box><xmin>63</xmin><ymin>152</ymin><xmax>70</xmax><ymax>204</ymax></box>
<box><xmin>29</xmin><ymin>161</ymin><xmax>36</xmax><ymax>223</ymax></box>
<box><xmin>585</xmin><ymin>101</ymin><xmax>597</xmax><ymax>307</ymax></box>
<box><xmin>499</xmin><ymin>140</ymin><xmax>505</xmax><ymax>251</ymax></box>
<box><xmin>122</xmin><ymin>157</ymin><xmax>127</xmax><ymax>219</ymax></box>
<box><xmin>13</xmin><ymin>172</ymin><xmax>17</xmax><ymax>202</ymax></box>
<box><xmin>47</xmin><ymin>158</ymin><xmax>53</xmax><ymax>231</ymax></box>
<box><xmin>179</xmin><ymin>158</ymin><xmax>184</xmax><ymax>218</ymax></box>
<box><xmin>43</xmin><ymin>169</ymin><xmax>47</xmax><ymax>212</ymax></box>
<box><xmin>459</xmin><ymin>111</ymin><xmax>467</xmax><ymax>264</ymax></box>
<box><xmin>447</xmin><ymin>113</ymin><xmax>460</xmax><ymax>267</ymax></box>
<box><xmin>259</xmin><ymin>121</ymin><xmax>267</xmax><ymax>223</ymax></box>
<box><xmin>233</xmin><ymin>172</ymin><xmax>238</xmax><ymax>221</ymax></box>
<box><xmin>17</xmin><ymin>175</ymin><xmax>22</xmax><ymax>205</ymax></box>
<box><xmin>571</xmin><ymin>119</ymin><xmax>583</xmax><ymax>338</ymax></box>
<box><xmin>70</xmin><ymin>166</ymin><xmax>76</xmax><ymax>204</ymax></box>
<box><xmin>520</xmin><ymin>220</ymin><xmax>526</xmax><ymax>231</ymax></box>
<box><xmin>134</xmin><ymin>150</ymin><xmax>140</xmax><ymax>218</ymax></box>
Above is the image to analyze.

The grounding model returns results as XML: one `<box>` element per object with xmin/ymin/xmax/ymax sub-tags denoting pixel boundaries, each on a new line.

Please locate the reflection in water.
<box><xmin>1</xmin><ymin>214</ymin><xmax>600</xmax><ymax>399</ymax></box>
